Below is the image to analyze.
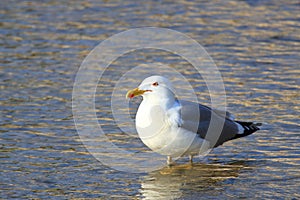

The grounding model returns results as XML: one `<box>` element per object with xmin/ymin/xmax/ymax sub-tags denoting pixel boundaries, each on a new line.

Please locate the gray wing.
<box><xmin>179</xmin><ymin>100</ymin><xmax>240</xmax><ymax>148</ymax></box>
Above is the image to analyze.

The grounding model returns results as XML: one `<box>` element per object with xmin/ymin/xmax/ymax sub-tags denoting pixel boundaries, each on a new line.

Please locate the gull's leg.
<box><xmin>167</xmin><ymin>156</ymin><xmax>172</xmax><ymax>166</ymax></box>
<box><xmin>189</xmin><ymin>155</ymin><xmax>193</xmax><ymax>164</ymax></box>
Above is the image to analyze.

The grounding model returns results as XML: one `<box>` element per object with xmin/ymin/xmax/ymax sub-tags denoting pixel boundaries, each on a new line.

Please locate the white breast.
<box><xmin>136</xmin><ymin>100</ymin><xmax>209</xmax><ymax>157</ymax></box>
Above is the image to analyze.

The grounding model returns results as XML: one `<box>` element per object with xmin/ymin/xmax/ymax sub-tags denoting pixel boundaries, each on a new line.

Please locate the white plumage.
<box><xmin>126</xmin><ymin>76</ymin><xmax>261</xmax><ymax>164</ymax></box>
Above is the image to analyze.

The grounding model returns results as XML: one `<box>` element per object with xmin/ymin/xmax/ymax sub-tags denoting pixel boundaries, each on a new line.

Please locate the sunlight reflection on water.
<box><xmin>1</xmin><ymin>0</ymin><xmax>299</xmax><ymax>199</ymax></box>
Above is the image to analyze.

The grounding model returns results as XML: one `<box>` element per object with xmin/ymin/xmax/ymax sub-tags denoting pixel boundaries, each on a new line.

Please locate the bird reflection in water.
<box><xmin>140</xmin><ymin>161</ymin><xmax>249</xmax><ymax>199</ymax></box>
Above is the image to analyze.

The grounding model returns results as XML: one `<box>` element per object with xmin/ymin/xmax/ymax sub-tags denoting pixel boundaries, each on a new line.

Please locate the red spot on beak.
<box><xmin>129</xmin><ymin>93</ymin><xmax>135</xmax><ymax>98</ymax></box>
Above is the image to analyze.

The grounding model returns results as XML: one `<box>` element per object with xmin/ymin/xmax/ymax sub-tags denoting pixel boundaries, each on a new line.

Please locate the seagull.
<box><xmin>126</xmin><ymin>76</ymin><xmax>261</xmax><ymax>165</ymax></box>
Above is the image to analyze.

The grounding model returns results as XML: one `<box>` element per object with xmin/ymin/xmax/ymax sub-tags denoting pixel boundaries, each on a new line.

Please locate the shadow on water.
<box><xmin>140</xmin><ymin>160</ymin><xmax>251</xmax><ymax>199</ymax></box>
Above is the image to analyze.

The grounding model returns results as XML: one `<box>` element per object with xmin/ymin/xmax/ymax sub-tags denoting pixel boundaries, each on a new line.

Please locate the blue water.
<box><xmin>1</xmin><ymin>0</ymin><xmax>299</xmax><ymax>199</ymax></box>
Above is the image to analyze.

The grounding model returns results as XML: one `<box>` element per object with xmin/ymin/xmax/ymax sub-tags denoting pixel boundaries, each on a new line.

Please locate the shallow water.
<box><xmin>1</xmin><ymin>0</ymin><xmax>299</xmax><ymax>199</ymax></box>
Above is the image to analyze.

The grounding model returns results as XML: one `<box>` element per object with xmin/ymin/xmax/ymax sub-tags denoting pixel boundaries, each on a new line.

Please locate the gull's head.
<box><xmin>126</xmin><ymin>76</ymin><xmax>175</xmax><ymax>102</ymax></box>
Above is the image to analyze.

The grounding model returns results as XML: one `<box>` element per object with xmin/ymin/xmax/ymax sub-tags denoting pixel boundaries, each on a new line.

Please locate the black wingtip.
<box><xmin>234</xmin><ymin>121</ymin><xmax>261</xmax><ymax>139</ymax></box>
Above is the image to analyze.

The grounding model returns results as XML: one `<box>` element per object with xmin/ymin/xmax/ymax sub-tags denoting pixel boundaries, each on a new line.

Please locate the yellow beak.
<box><xmin>126</xmin><ymin>88</ymin><xmax>151</xmax><ymax>99</ymax></box>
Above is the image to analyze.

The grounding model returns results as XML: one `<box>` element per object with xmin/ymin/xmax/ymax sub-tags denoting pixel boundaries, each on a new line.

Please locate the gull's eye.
<box><xmin>152</xmin><ymin>82</ymin><xmax>159</xmax><ymax>86</ymax></box>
